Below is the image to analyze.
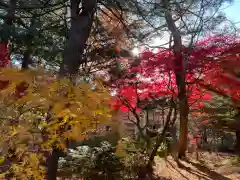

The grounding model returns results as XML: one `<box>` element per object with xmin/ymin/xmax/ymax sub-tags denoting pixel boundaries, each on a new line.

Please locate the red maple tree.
<box><xmin>111</xmin><ymin>35</ymin><xmax>239</xmax><ymax>113</ymax></box>
<box><xmin>0</xmin><ymin>43</ymin><xmax>11</xmax><ymax>68</ymax></box>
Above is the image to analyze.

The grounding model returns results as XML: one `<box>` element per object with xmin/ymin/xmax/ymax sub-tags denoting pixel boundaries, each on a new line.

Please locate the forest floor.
<box><xmin>154</xmin><ymin>151</ymin><xmax>240</xmax><ymax>180</ymax></box>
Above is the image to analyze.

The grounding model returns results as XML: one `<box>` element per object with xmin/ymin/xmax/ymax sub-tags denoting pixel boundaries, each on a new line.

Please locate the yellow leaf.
<box><xmin>11</xmin><ymin>127</ymin><xmax>18</xmax><ymax>136</ymax></box>
<box><xmin>0</xmin><ymin>156</ymin><xmax>4</xmax><ymax>165</ymax></box>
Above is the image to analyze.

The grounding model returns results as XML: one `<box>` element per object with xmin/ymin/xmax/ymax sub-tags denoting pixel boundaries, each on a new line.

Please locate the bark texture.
<box><xmin>163</xmin><ymin>0</ymin><xmax>189</xmax><ymax>158</ymax></box>
<box><xmin>60</xmin><ymin>0</ymin><xmax>97</xmax><ymax>78</ymax></box>
<box><xmin>47</xmin><ymin>1</ymin><xmax>97</xmax><ymax>179</ymax></box>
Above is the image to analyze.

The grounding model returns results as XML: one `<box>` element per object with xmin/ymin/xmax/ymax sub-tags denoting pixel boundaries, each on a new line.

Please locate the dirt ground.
<box><xmin>153</xmin><ymin>152</ymin><xmax>240</xmax><ymax>180</ymax></box>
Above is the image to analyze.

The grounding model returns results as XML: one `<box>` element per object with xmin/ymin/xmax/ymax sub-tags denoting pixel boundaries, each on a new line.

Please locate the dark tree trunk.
<box><xmin>235</xmin><ymin>130</ymin><xmax>240</xmax><ymax>154</ymax></box>
<box><xmin>60</xmin><ymin>0</ymin><xmax>97</xmax><ymax>79</ymax></box>
<box><xmin>0</xmin><ymin>0</ymin><xmax>17</xmax><ymax>43</ymax></box>
<box><xmin>46</xmin><ymin>149</ymin><xmax>61</xmax><ymax>180</ymax></box>
<box><xmin>46</xmin><ymin>1</ymin><xmax>97</xmax><ymax>180</ymax></box>
<box><xmin>21</xmin><ymin>50</ymin><xmax>32</xmax><ymax>69</ymax></box>
<box><xmin>21</xmin><ymin>16</ymin><xmax>37</xmax><ymax>69</ymax></box>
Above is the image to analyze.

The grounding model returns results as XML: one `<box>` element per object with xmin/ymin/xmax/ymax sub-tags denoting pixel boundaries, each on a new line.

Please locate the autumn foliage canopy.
<box><xmin>0</xmin><ymin>68</ymin><xmax>111</xmax><ymax>179</ymax></box>
<box><xmin>111</xmin><ymin>35</ymin><xmax>240</xmax><ymax>112</ymax></box>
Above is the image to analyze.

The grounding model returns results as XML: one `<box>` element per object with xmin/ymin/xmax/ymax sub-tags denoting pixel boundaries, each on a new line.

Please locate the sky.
<box><xmin>224</xmin><ymin>0</ymin><xmax>240</xmax><ymax>26</ymax></box>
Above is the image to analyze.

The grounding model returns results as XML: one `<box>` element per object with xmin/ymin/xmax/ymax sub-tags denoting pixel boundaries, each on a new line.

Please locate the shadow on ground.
<box><xmin>175</xmin><ymin>159</ymin><xmax>232</xmax><ymax>180</ymax></box>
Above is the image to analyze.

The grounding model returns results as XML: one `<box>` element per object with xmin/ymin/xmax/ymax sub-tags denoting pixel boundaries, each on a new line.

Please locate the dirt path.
<box><xmin>153</xmin><ymin>152</ymin><xmax>240</xmax><ymax>180</ymax></box>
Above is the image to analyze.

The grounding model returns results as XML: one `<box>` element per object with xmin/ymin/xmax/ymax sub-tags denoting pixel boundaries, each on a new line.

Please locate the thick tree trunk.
<box><xmin>60</xmin><ymin>0</ymin><xmax>97</xmax><ymax>79</ymax></box>
<box><xmin>177</xmin><ymin>96</ymin><xmax>189</xmax><ymax>158</ymax></box>
<box><xmin>46</xmin><ymin>1</ymin><xmax>97</xmax><ymax>179</ymax></box>
<box><xmin>45</xmin><ymin>149</ymin><xmax>61</xmax><ymax>180</ymax></box>
<box><xmin>163</xmin><ymin>0</ymin><xmax>189</xmax><ymax>159</ymax></box>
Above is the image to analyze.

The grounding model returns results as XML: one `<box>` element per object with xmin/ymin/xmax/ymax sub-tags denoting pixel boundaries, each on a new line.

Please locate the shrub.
<box><xmin>58</xmin><ymin>141</ymin><xmax>123</xmax><ymax>180</ymax></box>
<box><xmin>58</xmin><ymin>140</ymin><xmax>150</xmax><ymax>180</ymax></box>
<box><xmin>122</xmin><ymin>152</ymin><xmax>149</xmax><ymax>180</ymax></box>
<box><xmin>115</xmin><ymin>137</ymin><xmax>150</xmax><ymax>179</ymax></box>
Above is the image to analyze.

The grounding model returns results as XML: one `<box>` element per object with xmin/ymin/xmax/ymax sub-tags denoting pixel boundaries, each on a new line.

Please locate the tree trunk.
<box><xmin>46</xmin><ymin>1</ymin><xmax>97</xmax><ymax>179</ymax></box>
<box><xmin>60</xmin><ymin>0</ymin><xmax>97</xmax><ymax>79</ymax></box>
<box><xmin>21</xmin><ymin>50</ymin><xmax>32</xmax><ymax>69</ymax></box>
<box><xmin>235</xmin><ymin>130</ymin><xmax>240</xmax><ymax>154</ymax></box>
<box><xmin>178</xmin><ymin>99</ymin><xmax>189</xmax><ymax>158</ymax></box>
<box><xmin>0</xmin><ymin>0</ymin><xmax>16</xmax><ymax>43</ymax></box>
<box><xmin>148</xmin><ymin>106</ymin><xmax>173</xmax><ymax>168</ymax></box>
<box><xmin>45</xmin><ymin>149</ymin><xmax>61</xmax><ymax>180</ymax></box>
<box><xmin>163</xmin><ymin>0</ymin><xmax>189</xmax><ymax>159</ymax></box>
<box><xmin>21</xmin><ymin>16</ymin><xmax>37</xmax><ymax>69</ymax></box>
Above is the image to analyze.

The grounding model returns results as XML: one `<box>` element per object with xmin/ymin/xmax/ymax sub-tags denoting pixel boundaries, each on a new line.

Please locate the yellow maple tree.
<box><xmin>0</xmin><ymin>67</ymin><xmax>111</xmax><ymax>179</ymax></box>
